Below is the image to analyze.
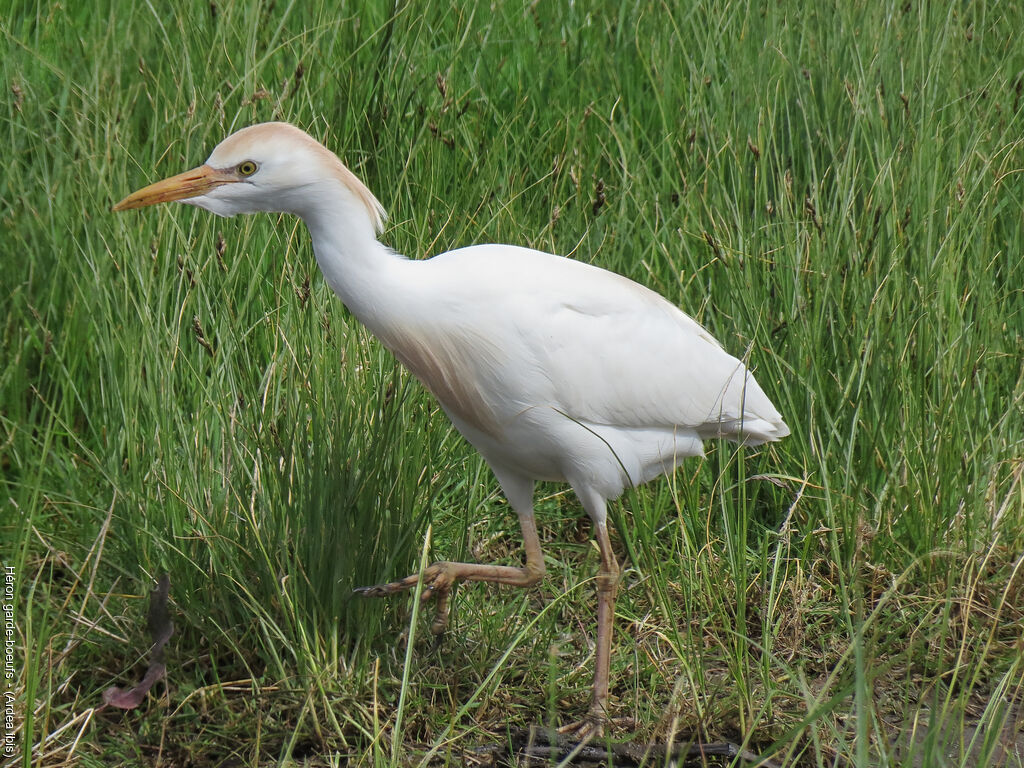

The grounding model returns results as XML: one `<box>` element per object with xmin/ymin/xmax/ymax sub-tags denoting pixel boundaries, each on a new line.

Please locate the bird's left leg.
<box><xmin>356</xmin><ymin>472</ymin><xmax>545</xmax><ymax>635</ymax></box>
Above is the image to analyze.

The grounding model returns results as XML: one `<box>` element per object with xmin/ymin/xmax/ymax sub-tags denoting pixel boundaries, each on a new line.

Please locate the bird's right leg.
<box><xmin>355</xmin><ymin>507</ymin><xmax>546</xmax><ymax>636</ymax></box>
<box><xmin>558</xmin><ymin>486</ymin><xmax>623</xmax><ymax>739</ymax></box>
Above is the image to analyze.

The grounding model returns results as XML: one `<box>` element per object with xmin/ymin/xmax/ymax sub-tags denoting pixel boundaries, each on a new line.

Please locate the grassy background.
<box><xmin>3</xmin><ymin>0</ymin><xmax>1023</xmax><ymax>765</ymax></box>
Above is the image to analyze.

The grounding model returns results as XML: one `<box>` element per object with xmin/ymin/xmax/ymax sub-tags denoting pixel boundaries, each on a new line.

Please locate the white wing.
<box><xmin>397</xmin><ymin>245</ymin><xmax>788</xmax><ymax>445</ymax></box>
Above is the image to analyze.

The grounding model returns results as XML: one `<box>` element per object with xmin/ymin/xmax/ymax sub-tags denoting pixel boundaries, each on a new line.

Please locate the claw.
<box><xmin>557</xmin><ymin>713</ymin><xmax>633</xmax><ymax>741</ymax></box>
<box><xmin>353</xmin><ymin>581</ymin><xmax>410</xmax><ymax>598</ymax></box>
<box><xmin>354</xmin><ymin>557</ymin><xmax>539</xmax><ymax>642</ymax></box>
<box><xmin>557</xmin><ymin>713</ymin><xmax>605</xmax><ymax>741</ymax></box>
<box><xmin>352</xmin><ymin>584</ymin><xmax>385</xmax><ymax>597</ymax></box>
<box><xmin>354</xmin><ymin>570</ymin><xmax>424</xmax><ymax>598</ymax></box>
<box><xmin>354</xmin><ymin>562</ymin><xmax>457</xmax><ymax>636</ymax></box>
<box><xmin>430</xmin><ymin>588</ymin><xmax>451</xmax><ymax>635</ymax></box>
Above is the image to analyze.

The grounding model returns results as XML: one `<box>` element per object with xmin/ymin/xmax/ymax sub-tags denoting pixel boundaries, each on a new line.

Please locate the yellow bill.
<box><xmin>113</xmin><ymin>164</ymin><xmax>235</xmax><ymax>211</ymax></box>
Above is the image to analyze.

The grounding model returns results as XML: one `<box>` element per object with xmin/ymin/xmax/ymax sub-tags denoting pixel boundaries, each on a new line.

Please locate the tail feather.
<box><xmin>704</xmin><ymin>415</ymin><xmax>789</xmax><ymax>446</ymax></box>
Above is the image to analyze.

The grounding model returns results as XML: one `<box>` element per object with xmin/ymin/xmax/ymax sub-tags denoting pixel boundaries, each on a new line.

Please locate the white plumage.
<box><xmin>378</xmin><ymin>244</ymin><xmax>785</xmax><ymax>500</ymax></box>
<box><xmin>115</xmin><ymin>121</ymin><xmax>788</xmax><ymax>736</ymax></box>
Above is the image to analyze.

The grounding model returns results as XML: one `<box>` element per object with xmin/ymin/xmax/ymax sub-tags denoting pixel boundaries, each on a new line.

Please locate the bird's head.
<box><xmin>113</xmin><ymin>122</ymin><xmax>385</xmax><ymax>232</ymax></box>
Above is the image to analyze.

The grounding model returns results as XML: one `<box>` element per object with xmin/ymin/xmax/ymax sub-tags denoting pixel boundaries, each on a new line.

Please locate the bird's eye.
<box><xmin>237</xmin><ymin>161</ymin><xmax>258</xmax><ymax>177</ymax></box>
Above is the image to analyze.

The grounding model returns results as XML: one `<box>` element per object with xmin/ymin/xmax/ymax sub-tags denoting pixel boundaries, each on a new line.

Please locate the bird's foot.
<box><xmin>354</xmin><ymin>561</ymin><xmax>459</xmax><ymax>635</ymax></box>
<box><xmin>354</xmin><ymin>560</ymin><xmax>459</xmax><ymax>601</ymax></box>
<box><xmin>557</xmin><ymin>712</ymin><xmax>605</xmax><ymax>742</ymax></box>
<box><xmin>556</xmin><ymin>711</ymin><xmax>634</xmax><ymax>742</ymax></box>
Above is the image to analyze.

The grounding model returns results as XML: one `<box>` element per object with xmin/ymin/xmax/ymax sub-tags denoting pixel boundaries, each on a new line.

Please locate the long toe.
<box><xmin>429</xmin><ymin>588</ymin><xmax>452</xmax><ymax>636</ymax></box>
<box><xmin>353</xmin><ymin>583</ymin><xmax>396</xmax><ymax>597</ymax></box>
<box><xmin>557</xmin><ymin>713</ymin><xmax>605</xmax><ymax>741</ymax></box>
<box><xmin>353</xmin><ymin>574</ymin><xmax>419</xmax><ymax>597</ymax></box>
<box><xmin>354</xmin><ymin>562</ymin><xmax>456</xmax><ymax>600</ymax></box>
<box><xmin>556</xmin><ymin>711</ymin><xmax>633</xmax><ymax>742</ymax></box>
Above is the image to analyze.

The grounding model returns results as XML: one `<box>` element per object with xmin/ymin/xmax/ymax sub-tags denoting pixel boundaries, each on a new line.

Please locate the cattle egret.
<box><xmin>114</xmin><ymin>122</ymin><xmax>789</xmax><ymax>735</ymax></box>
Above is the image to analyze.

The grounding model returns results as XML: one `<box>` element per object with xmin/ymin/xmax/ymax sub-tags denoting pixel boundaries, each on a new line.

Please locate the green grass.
<box><xmin>3</xmin><ymin>0</ymin><xmax>1024</xmax><ymax>765</ymax></box>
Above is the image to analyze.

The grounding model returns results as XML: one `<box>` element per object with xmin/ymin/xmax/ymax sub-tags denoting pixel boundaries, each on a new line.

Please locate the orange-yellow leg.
<box><xmin>355</xmin><ymin>511</ymin><xmax>545</xmax><ymax>635</ymax></box>
<box><xmin>560</xmin><ymin>518</ymin><xmax>621</xmax><ymax>739</ymax></box>
<box><xmin>592</xmin><ymin>520</ymin><xmax>620</xmax><ymax>721</ymax></box>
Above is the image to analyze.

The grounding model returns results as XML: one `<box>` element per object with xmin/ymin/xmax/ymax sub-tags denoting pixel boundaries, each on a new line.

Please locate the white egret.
<box><xmin>114</xmin><ymin>121</ymin><xmax>789</xmax><ymax>735</ymax></box>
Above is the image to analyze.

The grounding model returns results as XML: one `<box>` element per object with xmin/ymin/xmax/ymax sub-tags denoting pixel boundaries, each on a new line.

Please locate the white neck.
<box><xmin>298</xmin><ymin>181</ymin><xmax>409</xmax><ymax>334</ymax></box>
